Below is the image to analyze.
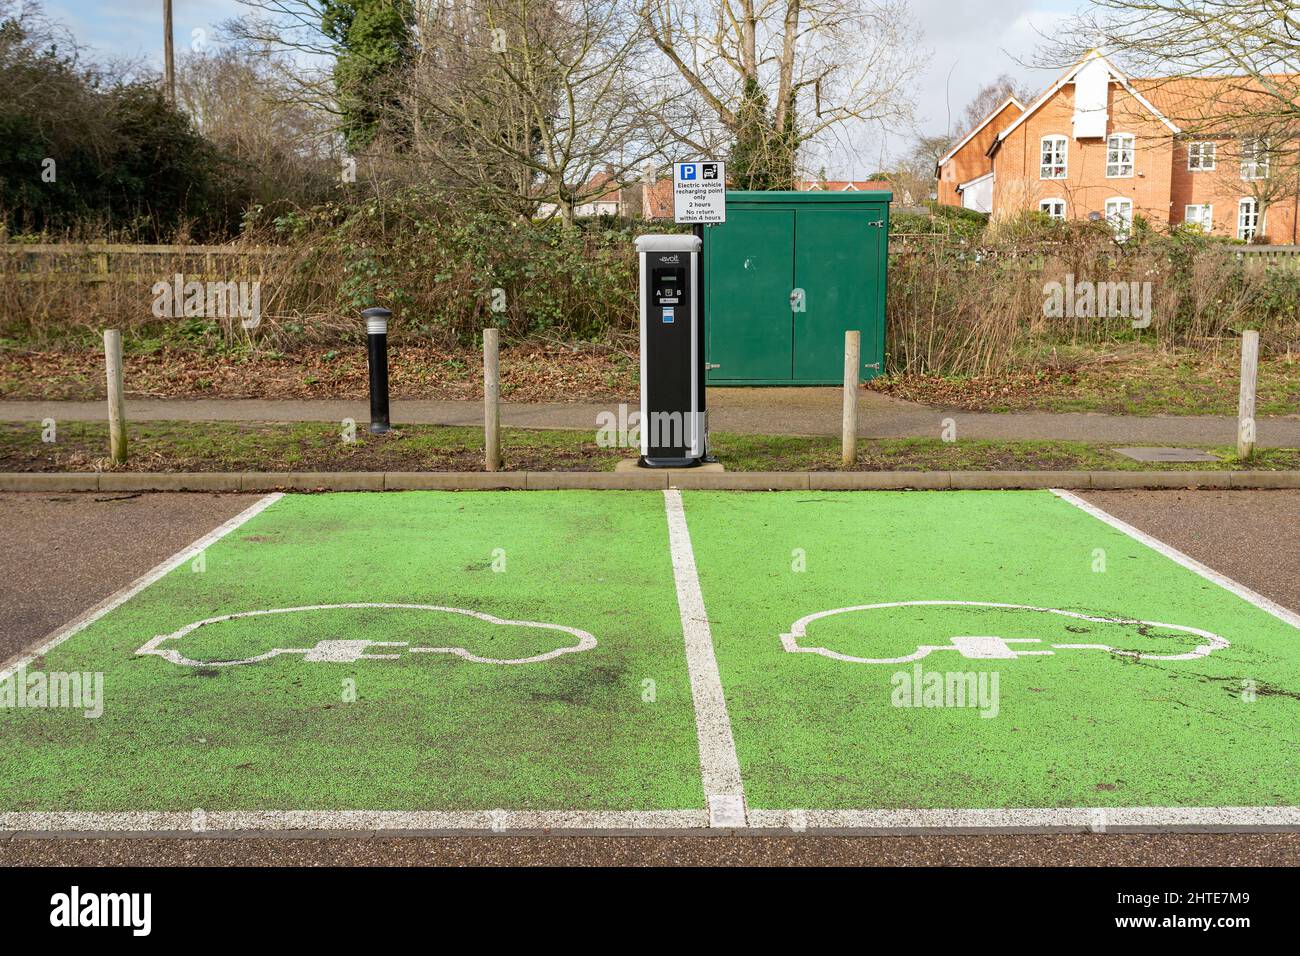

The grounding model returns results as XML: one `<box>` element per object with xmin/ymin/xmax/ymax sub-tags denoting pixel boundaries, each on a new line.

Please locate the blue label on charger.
<box><xmin>662</xmin><ymin>307</ymin><xmax>675</xmax><ymax>323</ymax></box>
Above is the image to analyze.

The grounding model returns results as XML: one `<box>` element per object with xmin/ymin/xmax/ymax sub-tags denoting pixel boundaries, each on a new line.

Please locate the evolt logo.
<box><xmin>49</xmin><ymin>886</ymin><xmax>151</xmax><ymax>937</ymax></box>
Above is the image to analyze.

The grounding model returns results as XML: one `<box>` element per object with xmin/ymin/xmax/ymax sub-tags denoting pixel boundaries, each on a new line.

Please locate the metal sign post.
<box><xmin>672</xmin><ymin>161</ymin><xmax>725</xmax><ymax>462</ymax></box>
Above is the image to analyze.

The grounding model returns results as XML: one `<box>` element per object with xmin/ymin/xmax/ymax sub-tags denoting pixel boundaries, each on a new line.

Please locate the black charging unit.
<box><xmin>636</xmin><ymin>234</ymin><xmax>704</xmax><ymax>468</ymax></box>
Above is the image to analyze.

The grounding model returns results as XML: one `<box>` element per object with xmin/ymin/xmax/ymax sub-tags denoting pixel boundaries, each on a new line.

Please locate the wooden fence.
<box><xmin>1234</xmin><ymin>244</ymin><xmax>1300</xmax><ymax>266</ymax></box>
<box><xmin>0</xmin><ymin>244</ymin><xmax>280</xmax><ymax>283</ymax></box>
<box><xmin>890</xmin><ymin>236</ymin><xmax>1300</xmax><ymax>267</ymax></box>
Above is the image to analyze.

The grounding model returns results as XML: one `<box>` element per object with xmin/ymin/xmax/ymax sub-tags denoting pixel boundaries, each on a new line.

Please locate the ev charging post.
<box><xmin>634</xmin><ymin>160</ymin><xmax>725</xmax><ymax>469</ymax></box>
<box><xmin>636</xmin><ymin>234</ymin><xmax>703</xmax><ymax>467</ymax></box>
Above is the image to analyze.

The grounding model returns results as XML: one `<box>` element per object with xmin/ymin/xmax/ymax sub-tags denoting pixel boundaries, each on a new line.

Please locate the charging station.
<box><xmin>636</xmin><ymin>233</ymin><xmax>705</xmax><ymax>468</ymax></box>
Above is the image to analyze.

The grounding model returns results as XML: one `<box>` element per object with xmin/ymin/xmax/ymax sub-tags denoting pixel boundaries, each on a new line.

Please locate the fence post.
<box><xmin>103</xmin><ymin>329</ymin><xmax>127</xmax><ymax>465</ymax></box>
<box><xmin>1238</xmin><ymin>329</ymin><xmax>1259</xmax><ymax>460</ymax></box>
<box><xmin>483</xmin><ymin>328</ymin><xmax>501</xmax><ymax>472</ymax></box>
<box><xmin>841</xmin><ymin>330</ymin><xmax>860</xmax><ymax>469</ymax></box>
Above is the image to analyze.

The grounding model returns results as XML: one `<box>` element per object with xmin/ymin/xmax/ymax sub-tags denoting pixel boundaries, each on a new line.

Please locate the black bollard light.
<box><xmin>362</xmin><ymin>307</ymin><xmax>392</xmax><ymax>434</ymax></box>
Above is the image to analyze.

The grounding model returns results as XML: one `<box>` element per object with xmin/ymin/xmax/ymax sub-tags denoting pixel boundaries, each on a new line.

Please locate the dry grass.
<box><xmin>886</xmin><ymin>227</ymin><xmax>1300</xmax><ymax>376</ymax></box>
<box><xmin>5</xmin><ymin>221</ymin><xmax>1300</xmax><ymax>387</ymax></box>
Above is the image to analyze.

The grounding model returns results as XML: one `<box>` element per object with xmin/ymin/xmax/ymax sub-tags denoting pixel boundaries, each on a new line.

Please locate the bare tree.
<box><xmin>637</xmin><ymin>0</ymin><xmax>924</xmax><ymax>188</ymax></box>
<box><xmin>405</xmin><ymin>0</ymin><xmax>674</xmax><ymax>223</ymax></box>
<box><xmin>178</xmin><ymin>48</ymin><xmax>338</xmax><ymax>207</ymax></box>
<box><xmin>224</xmin><ymin>1</ymin><xmax>357</xmax><ymax>123</ymax></box>
<box><xmin>1051</xmin><ymin>0</ymin><xmax>1300</xmax><ymax>113</ymax></box>
<box><xmin>957</xmin><ymin>73</ymin><xmax>1035</xmax><ymax>133</ymax></box>
<box><xmin>226</xmin><ymin>0</ymin><xmax>680</xmax><ymax>220</ymax></box>
<box><xmin>1209</xmin><ymin>130</ymin><xmax>1300</xmax><ymax>242</ymax></box>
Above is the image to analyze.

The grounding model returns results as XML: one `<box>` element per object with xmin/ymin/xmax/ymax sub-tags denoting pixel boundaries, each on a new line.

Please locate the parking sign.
<box><xmin>673</xmin><ymin>161</ymin><xmax>725</xmax><ymax>224</ymax></box>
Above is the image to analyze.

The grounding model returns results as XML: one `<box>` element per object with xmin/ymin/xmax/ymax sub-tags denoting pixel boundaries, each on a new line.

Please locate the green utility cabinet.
<box><xmin>704</xmin><ymin>190</ymin><xmax>889</xmax><ymax>385</ymax></box>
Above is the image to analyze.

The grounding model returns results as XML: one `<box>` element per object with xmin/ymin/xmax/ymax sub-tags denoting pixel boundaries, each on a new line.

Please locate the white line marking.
<box><xmin>781</xmin><ymin>601</ymin><xmax>1229</xmax><ymax>664</ymax></box>
<box><xmin>1051</xmin><ymin>488</ymin><xmax>1300</xmax><ymax>630</ymax></box>
<box><xmin>662</xmin><ymin>489</ymin><xmax>746</xmax><ymax>827</ymax></box>
<box><xmin>0</xmin><ymin>810</ymin><xmax>708</xmax><ymax>833</ymax></box>
<box><xmin>2</xmin><ymin>805</ymin><xmax>1298</xmax><ymax>834</ymax></box>
<box><xmin>0</xmin><ymin>493</ymin><xmax>285</xmax><ymax>683</ymax></box>
<box><xmin>135</xmin><ymin>604</ymin><xmax>597</xmax><ymax>666</ymax></box>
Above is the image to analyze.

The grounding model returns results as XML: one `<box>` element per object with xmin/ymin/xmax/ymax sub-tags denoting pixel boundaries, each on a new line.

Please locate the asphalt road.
<box><xmin>1080</xmin><ymin>489</ymin><xmax>1300</xmax><ymax>614</ymax></box>
<box><xmin>2</xmin><ymin>833</ymin><xmax>1298</xmax><ymax>866</ymax></box>
<box><xmin>0</xmin><ymin>489</ymin><xmax>1296</xmax><ymax>867</ymax></box>
<box><xmin>0</xmin><ymin>492</ymin><xmax>259</xmax><ymax>664</ymax></box>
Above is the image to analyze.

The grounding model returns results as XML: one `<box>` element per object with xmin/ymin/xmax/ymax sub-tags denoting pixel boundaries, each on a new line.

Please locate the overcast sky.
<box><xmin>47</xmin><ymin>0</ymin><xmax>1084</xmax><ymax>173</ymax></box>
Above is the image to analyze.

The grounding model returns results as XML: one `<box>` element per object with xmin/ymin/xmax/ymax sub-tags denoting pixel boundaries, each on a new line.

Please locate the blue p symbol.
<box><xmin>680</xmin><ymin>164</ymin><xmax>696</xmax><ymax>181</ymax></box>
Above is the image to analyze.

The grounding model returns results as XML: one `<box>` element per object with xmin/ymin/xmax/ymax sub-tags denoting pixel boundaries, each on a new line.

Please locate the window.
<box><xmin>1039</xmin><ymin>199</ymin><xmax>1066</xmax><ymax>220</ymax></box>
<box><xmin>1238</xmin><ymin>198</ymin><xmax>1260</xmax><ymax>241</ymax></box>
<box><xmin>1184</xmin><ymin>204</ymin><xmax>1213</xmax><ymax>232</ymax></box>
<box><xmin>1106</xmin><ymin>134</ymin><xmax>1135</xmax><ymax>177</ymax></box>
<box><xmin>1040</xmin><ymin>136</ymin><xmax>1068</xmax><ymax>179</ymax></box>
<box><xmin>1187</xmin><ymin>142</ymin><xmax>1216</xmax><ymax>171</ymax></box>
<box><xmin>1104</xmin><ymin>197</ymin><xmax>1134</xmax><ymax>237</ymax></box>
<box><xmin>1241</xmin><ymin>139</ymin><xmax>1269</xmax><ymax>180</ymax></box>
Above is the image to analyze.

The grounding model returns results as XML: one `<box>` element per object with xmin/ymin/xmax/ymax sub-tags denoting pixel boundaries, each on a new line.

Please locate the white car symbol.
<box><xmin>136</xmin><ymin>603</ymin><xmax>597</xmax><ymax>666</ymax></box>
<box><xmin>780</xmin><ymin>601</ymin><xmax>1229</xmax><ymax>664</ymax></box>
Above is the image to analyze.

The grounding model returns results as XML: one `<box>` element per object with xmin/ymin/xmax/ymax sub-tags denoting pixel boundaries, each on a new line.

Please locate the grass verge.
<box><xmin>6</xmin><ymin>344</ymin><xmax>1299</xmax><ymax>417</ymax></box>
<box><xmin>872</xmin><ymin>347</ymin><xmax>1300</xmax><ymax>416</ymax></box>
<box><xmin>2</xmin><ymin>421</ymin><xmax>1297</xmax><ymax>473</ymax></box>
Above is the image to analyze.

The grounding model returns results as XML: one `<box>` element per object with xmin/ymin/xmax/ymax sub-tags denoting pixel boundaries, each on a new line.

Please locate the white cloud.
<box><xmin>806</xmin><ymin>0</ymin><xmax>1079</xmax><ymax>175</ymax></box>
<box><xmin>907</xmin><ymin>1</ymin><xmax>1077</xmax><ymax>139</ymax></box>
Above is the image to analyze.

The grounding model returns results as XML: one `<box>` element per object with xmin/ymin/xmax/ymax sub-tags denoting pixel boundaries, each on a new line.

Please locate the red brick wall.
<box><xmin>1171</xmin><ymin>140</ymin><xmax>1299</xmax><ymax>242</ymax></box>
<box><xmin>993</xmin><ymin>82</ymin><xmax>1173</xmax><ymax>225</ymax></box>
<box><xmin>936</xmin><ymin>101</ymin><xmax>1024</xmax><ymax>207</ymax></box>
<box><xmin>993</xmin><ymin>78</ymin><xmax>1300</xmax><ymax>240</ymax></box>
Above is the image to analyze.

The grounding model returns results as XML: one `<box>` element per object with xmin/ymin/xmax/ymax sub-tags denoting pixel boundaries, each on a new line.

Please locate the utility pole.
<box><xmin>163</xmin><ymin>0</ymin><xmax>175</xmax><ymax>106</ymax></box>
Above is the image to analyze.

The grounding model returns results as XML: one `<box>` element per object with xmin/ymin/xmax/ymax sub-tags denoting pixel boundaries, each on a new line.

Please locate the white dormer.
<box><xmin>1072</xmin><ymin>55</ymin><xmax>1110</xmax><ymax>138</ymax></box>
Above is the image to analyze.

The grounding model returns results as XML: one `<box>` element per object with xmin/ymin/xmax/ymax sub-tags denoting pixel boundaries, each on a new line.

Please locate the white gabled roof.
<box><xmin>936</xmin><ymin>96</ymin><xmax>1025</xmax><ymax>170</ymax></box>
<box><xmin>955</xmin><ymin>171</ymin><xmax>994</xmax><ymax>193</ymax></box>
<box><xmin>987</xmin><ymin>50</ymin><xmax>1180</xmax><ymax>157</ymax></box>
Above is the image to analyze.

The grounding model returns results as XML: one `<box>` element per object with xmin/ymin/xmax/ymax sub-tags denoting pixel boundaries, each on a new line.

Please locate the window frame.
<box><xmin>1238</xmin><ymin>197</ymin><xmax>1260</xmax><ymax>241</ymax></box>
<box><xmin>1184</xmin><ymin>204</ymin><xmax>1213</xmax><ymax>232</ymax></box>
<box><xmin>1187</xmin><ymin>141</ymin><xmax>1216</xmax><ymax>171</ymax></box>
<box><xmin>1104</xmin><ymin>196</ymin><xmax>1134</xmax><ymax>238</ymax></box>
<box><xmin>1039</xmin><ymin>198</ymin><xmax>1067</xmax><ymax>221</ymax></box>
<box><xmin>1106</xmin><ymin>133</ymin><xmax>1136</xmax><ymax>178</ymax></box>
<box><xmin>1040</xmin><ymin>135</ymin><xmax>1068</xmax><ymax>180</ymax></box>
<box><xmin>1241</xmin><ymin>139</ymin><xmax>1270</xmax><ymax>181</ymax></box>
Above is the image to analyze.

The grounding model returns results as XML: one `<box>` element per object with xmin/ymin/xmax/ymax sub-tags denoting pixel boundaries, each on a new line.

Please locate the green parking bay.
<box><xmin>0</xmin><ymin>492</ymin><xmax>705</xmax><ymax>816</ymax></box>
<box><xmin>0</xmin><ymin>488</ymin><xmax>1296</xmax><ymax>829</ymax></box>
<box><xmin>685</xmin><ymin>490</ymin><xmax>1300</xmax><ymax>815</ymax></box>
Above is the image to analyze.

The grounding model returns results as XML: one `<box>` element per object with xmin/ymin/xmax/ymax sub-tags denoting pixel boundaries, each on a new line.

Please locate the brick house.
<box><xmin>642</xmin><ymin>177</ymin><xmax>675</xmax><ymax>219</ymax></box>
<box><xmin>795</xmin><ymin>179</ymin><xmax>892</xmax><ymax>193</ymax></box>
<box><xmin>935</xmin><ymin>97</ymin><xmax>1025</xmax><ymax>212</ymax></box>
<box><xmin>939</xmin><ymin>51</ymin><xmax>1300</xmax><ymax>242</ymax></box>
<box><xmin>536</xmin><ymin>170</ymin><xmax>641</xmax><ymax>219</ymax></box>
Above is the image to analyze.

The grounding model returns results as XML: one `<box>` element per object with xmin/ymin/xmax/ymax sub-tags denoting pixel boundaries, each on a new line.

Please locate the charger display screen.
<box><xmin>652</xmin><ymin>266</ymin><xmax>685</xmax><ymax>305</ymax></box>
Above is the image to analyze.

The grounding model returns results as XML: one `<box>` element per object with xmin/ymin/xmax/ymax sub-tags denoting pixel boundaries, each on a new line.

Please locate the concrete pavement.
<box><xmin>3</xmin><ymin>388</ymin><xmax>1299</xmax><ymax>446</ymax></box>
